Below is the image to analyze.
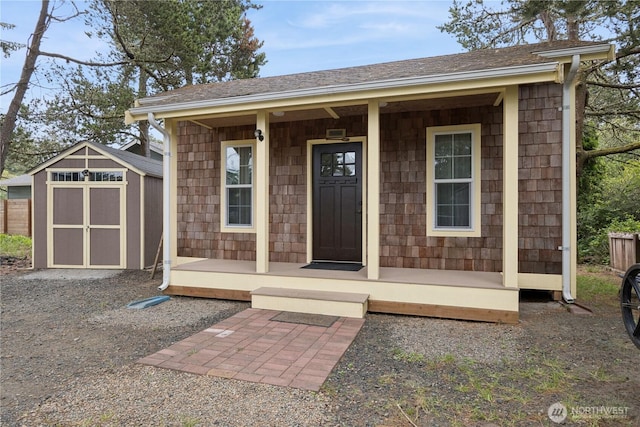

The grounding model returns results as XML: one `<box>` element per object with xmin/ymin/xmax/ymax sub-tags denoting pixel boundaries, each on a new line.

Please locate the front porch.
<box><xmin>167</xmin><ymin>258</ymin><xmax>520</xmax><ymax>323</ymax></box>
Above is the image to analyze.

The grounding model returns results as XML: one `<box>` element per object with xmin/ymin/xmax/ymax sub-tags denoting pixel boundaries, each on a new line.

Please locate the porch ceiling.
<box><xmin>185</xmin><ymin>92</ymin><xmax>501</xmax><ymax>129</ymax></box>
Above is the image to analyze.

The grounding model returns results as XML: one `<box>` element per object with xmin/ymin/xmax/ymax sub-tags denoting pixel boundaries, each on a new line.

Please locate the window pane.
<box><xmin>437</xmin><ymin>183</ymin><xmax>453</xmax><ymax>205</ymax></box>
<box><xmin>437</xmin><ymin>205</ymin><xmax>453</xmax><ymax>227</ymax></box>
<box><xmin>228</xmin><ymin>188</ymin><xmax>240</xmax><ymax>205</ymax></box>
<box><xmin>344</xmin><ymin>151</ymin><xmax>356</xmax><ymax>176</ymax></box>
<box><xmin>228</xmin><ymin>207</ymin><xmax>240</xmax><ymax>225</ymax></box>
<box><xmin>454</xmin><ymin>205</ymin><xmax>470</xmax><ymax>227</ymax></box>
<box><xmin>226</xmin><ymin>147</ymin><xmax>240</xmax><ymax>184</ymax></box>
<box><xmin>227</xmin><ymin>188</ymin><xmax>251</xmax><ymax>226</ymax></box>
<box><xmin>238</xmin><ymin>146</ymin><xmax>252</xmax><ymax>184</ymax></box>
<box><xmin>434</xmin><ymin>135</ymin><xmax>452</xmax><ymax>157</ymax></box>
<box><xmin>321</xmin><ymin>153</ymin><xmax>332</xmax><ymax>177</ymax></box>
<box><xmin>240</xmin><ymin>188</ymin><xmax>252</xmax><ymax>204</ymax></box>
<box><xmin>453</xmin><ymin>133</ymin><xmax>472</xmax><ymax>155</ymax></box>
<box><xmin>453</xmin><ymin>183</ymin><xmax>470</xmax><ymax>204</ymax></box>
<box><xmin>454</xmin><ymin>157</ymin><xmax>471</xmax><ymax>179</ymax></box>
<box><xmin>435</xmin><ymin>158</ymin><xmax>452</xmax><ymax>180</ymax></box>
<box><xmin>239</xmin><ymin>206</ymin><xmax>251</xmax><ymax>225</ymax></box>
<box><xmin>345</xmin><ymin>151</ymin><xmax>356</xmax><ymax>163</ymax></box>
<box><xmin>333</xmin><ymin>153</ymin><xmax>344</xmax><ymax>176</ymax></box>
<box><xmin>436</xmin><ymin>183</ymin><xmax>471</xmax><ymax>228</ymax></box>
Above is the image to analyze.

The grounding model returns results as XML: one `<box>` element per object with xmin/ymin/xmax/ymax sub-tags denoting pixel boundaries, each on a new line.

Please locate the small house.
<box><xmin>125</xmin><ymin>41</ymin><xmax>614</xmax><ymax>322</ymax></box>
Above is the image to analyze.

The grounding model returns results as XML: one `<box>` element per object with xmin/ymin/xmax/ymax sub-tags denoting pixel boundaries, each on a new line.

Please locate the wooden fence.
<box><xmin>0</xmin><ymin>199</ymin><xmax>32</xmax><ymax>237</ymax></box>
<box><xmin>609</xmin><ymin>232</ymin><xmax>640</xmax><ymax>272</ymax></box>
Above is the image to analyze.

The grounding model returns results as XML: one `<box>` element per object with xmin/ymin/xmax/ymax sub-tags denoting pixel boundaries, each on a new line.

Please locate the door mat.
<box><xmin>270</xmin><ymin>312</ymin><xmax>339</xmax><ymax>328</ymax></box>
<box><xmin>301</xmin><ymin>262</ymin><xmax>363</xmax><ymax>271</ymax></box>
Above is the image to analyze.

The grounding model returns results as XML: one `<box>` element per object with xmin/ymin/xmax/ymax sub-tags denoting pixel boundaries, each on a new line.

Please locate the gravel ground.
<box><xmin>1</xmin><ymin>266</ymin><xmax>638</xmax><ymax>426</ymax></box>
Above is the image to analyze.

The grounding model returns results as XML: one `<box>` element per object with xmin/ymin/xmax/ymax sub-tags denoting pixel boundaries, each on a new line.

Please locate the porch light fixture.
<box><xmin>82</xmin><ymin>169</ymin><xmax>89</xmax><ymax>177</ymax></box>
<box><xmin>254</xmin><ymin>129</ymin><xmax>264</xmax><ymax>141</ymax></box>
<box><xmin>272</xmin><ymin>111</ymin><xmax>285</xmax><ymax>117</ymax></box>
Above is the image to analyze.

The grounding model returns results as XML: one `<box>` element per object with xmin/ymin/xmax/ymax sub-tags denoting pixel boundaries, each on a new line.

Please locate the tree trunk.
<box><xmin>137</xmin><ymin>66</ymin><xmax>150</xmax><ymax>157</ymax></box>
<box><xmin>0</xmin><ymin>0</ymin><xmax>49</xmax><ymax>176</ymax></box>
<box><xmin>575</xmin><ymin>76</ymin><xmax>588</xmax><ymax>176</ymax></box>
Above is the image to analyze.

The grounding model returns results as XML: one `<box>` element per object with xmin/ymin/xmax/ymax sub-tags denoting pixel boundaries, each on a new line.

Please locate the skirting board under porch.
<box><xmin>167</xmin><ymin>259</ymin><xmax>520</xmax><ymax>324</ymax></box>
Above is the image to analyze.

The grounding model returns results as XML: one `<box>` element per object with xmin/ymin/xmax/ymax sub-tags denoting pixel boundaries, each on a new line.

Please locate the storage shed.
<box><xmin>31</xmin><ymin>141</ymin><xmax>163</xmax><ymax>269</ymax></box>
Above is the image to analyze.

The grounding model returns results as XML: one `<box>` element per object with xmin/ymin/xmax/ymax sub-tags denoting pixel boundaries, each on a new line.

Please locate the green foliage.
<box><xmin>3</xmin><ymin>109</ymin><xmax>68</xmax><ymax>174</ymax></box>
<box><xmin>0</xmin><ymin>234</ymin><xmax>32</xmax><ymax>258</ymax></box>
<box><xmin>5</xmin><ymin>0</ymin><xmax>267</xmax><ymax>167</ymax></box>
<box><xmin>582</xmin><ymin>216</ymin><xmax>640</xmax><ymax>264</ymax></box>
<box><xmin>578</xmin><ymin>159</ymin><xmax>640</xmax><ymax>263</ymax></box>
<box><xmin>0</xmin><ymin>22</ymin><xmax>24</xmax><ymax>57</ymax></box>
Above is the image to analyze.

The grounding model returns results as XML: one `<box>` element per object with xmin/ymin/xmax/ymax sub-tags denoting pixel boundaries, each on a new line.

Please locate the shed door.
<box><xmin>312</xmin><ymin>143</ymin><xmax>362</xmax><ymax>262</ymax></box>
<box><xmin>51</xmin><ymin>187</ymin><xmax>85</xmax><ymax>266</ymax></box>
<box><xmin>88</xmin><ymin>187</ymin><xmax>122</xmax><ymax>267</ymax></box>
<box><xmin>50</xmin><ymin>184</ymin><xmax>124</xmax><ymax>268</ymax></box>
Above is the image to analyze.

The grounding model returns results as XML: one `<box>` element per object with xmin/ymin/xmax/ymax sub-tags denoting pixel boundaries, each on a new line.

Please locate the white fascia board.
<box><xmin>533</xmin><ymin>44</ymin><xmax>615</xmax><ymax>61</ymax></box>
<box><xmin>128</xmin><ymin>62</ymin><xmax>559</xmax><ymax>118</ymax></box>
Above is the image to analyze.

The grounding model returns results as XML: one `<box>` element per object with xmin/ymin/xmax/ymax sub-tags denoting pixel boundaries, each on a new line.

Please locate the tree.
<box><xmin>439</xmin><ymin>0</ymin><xmax>640</xmax><ymax>173</ymax></box>
<box><xmin>49</xmin><ymin>0</ymin><xmax>266</xmax><ymax>156</ymax></box>
<box><xmin>1</xmin><ymin>0</ymin><xmax>51</xmax><ymax>177</ymax></box>
<box><xmin>1</xmin><ymin>0</ymin><xmax>266</xmax><ymax>176</ymax></box>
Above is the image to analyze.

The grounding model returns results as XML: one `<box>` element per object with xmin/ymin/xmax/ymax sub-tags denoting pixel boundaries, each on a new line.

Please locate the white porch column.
<box><xmin>367</xmin><ymin>100</ymin><xmax>380</xmax><ymax>280</ymax></box>
<box><xmin>503</xmin><ymin>86</ymin><xmax>519</xmax><ymax>288</ymax></box>
<box><xmin>256</xmin><ymin>111</ymin><xmax>269</xmax><ymax>273</ymax></box>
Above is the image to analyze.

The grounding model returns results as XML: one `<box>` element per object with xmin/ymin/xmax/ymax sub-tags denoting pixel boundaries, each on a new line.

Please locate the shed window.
<box><xmin>223</xmin><ymin>142</ymin><xmax>254</xmax><ymax>229</ymax></box>
<box><xmin>426</xmin><ymin>124</ymin><xmax>481</xmax><ymax>237</ymax></box>
<box><xmin>89</xmin><ymin>171</ymin><xmax>123</xmax><ymax>182</ymax></box>
<box><xmin>51</xmin><ymin>171</ymin><xmax>83</xmax><ymax>182</ymax></box>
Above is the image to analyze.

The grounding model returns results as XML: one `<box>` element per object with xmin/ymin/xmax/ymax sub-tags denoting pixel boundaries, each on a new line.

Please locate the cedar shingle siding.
<box><xmin>518</xmin><ymin>83</ymin><xmax>563</xmax><ymax>274</ymax></box>
<box><xmin>176</xmin><ymin>82</ymin><xmax>562</xmax><ymax>274</ymax></box>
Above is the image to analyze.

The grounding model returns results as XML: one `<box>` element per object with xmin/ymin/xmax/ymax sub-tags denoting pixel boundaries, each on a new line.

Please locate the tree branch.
<box><xmin>582</xmin><ymin>141</ymin><xmax>640</xmax><ymax>161</ymax></box>
<box><xmin>38</xmin><ymin>50</ymin><xmax>131</xmax><ymax>67</ymax></box>
<box><xmin>586</xmin><ymin>80</ymin><xmax>640</xmax><ymax>90</ymax></box>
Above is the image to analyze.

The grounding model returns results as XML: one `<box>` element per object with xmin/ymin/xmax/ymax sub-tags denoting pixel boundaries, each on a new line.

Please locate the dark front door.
<box><xmin>312</xmin><ymin>142</ymin><xmax>362</xmax><ymax>262</ymax></box>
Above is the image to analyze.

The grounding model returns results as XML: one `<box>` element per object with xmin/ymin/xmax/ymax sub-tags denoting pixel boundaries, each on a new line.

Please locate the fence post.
<box><xmin>2</xmin><ymin>199</ymin><xmax>7</xmax><ymax>234</ymax></box>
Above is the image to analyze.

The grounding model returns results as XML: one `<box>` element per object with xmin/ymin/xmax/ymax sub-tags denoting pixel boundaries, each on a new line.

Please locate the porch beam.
<box><xmin>502</xmin><ymin>86</ymin><xmax>519</xmax><ymax>288</ymax></box>
<box><xmin>256</xmin><ymin>111</ymin><xmax>269</xmax><ymax>273</ymax></box>
<box><xmin>367</xmin><ymin>100</ymin><xmax>380</xmax><ymax>280</ymax></box>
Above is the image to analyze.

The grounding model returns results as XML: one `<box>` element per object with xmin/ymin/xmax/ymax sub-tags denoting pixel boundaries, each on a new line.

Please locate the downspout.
<box><xmin>148</xmin><ymin>113</ymin><xmax>171</xmax><ymax>291</ymax></box>
<box><xmin>561</xmin><ymin>54</ymin><xmax>580</xmax><ymax>304</ymax></box>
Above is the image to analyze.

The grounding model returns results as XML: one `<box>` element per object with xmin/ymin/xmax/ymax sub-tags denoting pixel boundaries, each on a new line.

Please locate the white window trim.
<box><xmin>221</xmin><ymin>139</ymin><xmax>256</xmax><ymax>233</ymax></box>
<box><xmin>426</xmin><ymin>124</ymin><xmax>482</xmax><ymax>237</ymax></box>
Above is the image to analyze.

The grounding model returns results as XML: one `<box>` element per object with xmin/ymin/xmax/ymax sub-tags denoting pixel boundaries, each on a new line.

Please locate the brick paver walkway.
<box><xmin>138</xmin><ymin>308</ymin><xmax>365</xmax><ymax>391</ymax></box>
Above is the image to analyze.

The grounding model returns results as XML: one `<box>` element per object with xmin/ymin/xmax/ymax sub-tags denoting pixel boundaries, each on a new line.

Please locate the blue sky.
<box><xmin>0</xmin><ymin>0</ymin><xmax>463</xmax><ymax>113</ymax></box>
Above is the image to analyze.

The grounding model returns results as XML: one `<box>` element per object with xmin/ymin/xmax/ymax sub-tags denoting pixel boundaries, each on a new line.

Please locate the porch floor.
<box><xmin>138</xmin><ymin>308</ymin><xmax>365</xmax><ymax>391</ymax></box>
<box><xmin>174</xmin><ymin>259</ymin><xmax>505</xmax><ymax>289</ymax></box>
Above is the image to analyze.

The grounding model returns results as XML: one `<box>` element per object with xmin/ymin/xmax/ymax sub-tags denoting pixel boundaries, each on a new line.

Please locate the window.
<box><xmin>89</xmin><ymin>171</ymin><xmax>123</xmax><ymax>182</ymax></box>
<box><xmin>222</xmin><ymin>142</ymin><xmax>254</xmax><ymax>229</ymax></box>
<box><xmin>321</xmin><ymin>150</ymin><xmax>356</xmax><ymax>177</ymax></box>
<box><xmin>51</xmin><ymin>171</ymin><xmax>84</xmax><ymax>182</ymax></box>
<box><xmin>427</xmin><ymin>124</ymin><xmax>481</xmax><ymax>237</ymax></box>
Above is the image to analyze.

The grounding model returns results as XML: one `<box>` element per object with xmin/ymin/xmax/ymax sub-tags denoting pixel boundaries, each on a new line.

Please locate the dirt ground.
<box><xmin>1</xmin><ymin>261</ymin><xmax>638</xmax><ymax>426</ymax></box>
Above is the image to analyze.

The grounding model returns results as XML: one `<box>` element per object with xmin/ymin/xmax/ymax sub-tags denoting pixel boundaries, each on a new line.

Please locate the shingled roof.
<box><xmin>134</xmin><ymin>40</ymin><xmax>612</xmax><ymax>111</ymax></box>
<box><xmin>28</xmin><ymin>141</ymin><xmax>163</xmax><ymax>179</ymax></box>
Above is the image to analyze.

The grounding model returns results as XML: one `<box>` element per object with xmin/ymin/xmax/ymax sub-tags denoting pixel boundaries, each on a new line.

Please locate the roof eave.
<box><xmin>29</xmin><ymin>141</ymin><xmax>153</xmax><ymax>177</ymax></box>
<box><xmin>126</xmin><ymin>62</ymin><xmax>560</xmax><ymax>123</ymax></box>
<box><xmin>533</xmin><ymin>43</ymin><xmax>615</xmax><ymax>62</ymax></box>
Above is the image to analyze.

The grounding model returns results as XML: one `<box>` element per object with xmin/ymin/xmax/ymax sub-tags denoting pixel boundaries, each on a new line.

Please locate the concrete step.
<box><xmin>250</xmin><ymin>287</ymin><xmax>369</xmax><ymax>318</ymax></box>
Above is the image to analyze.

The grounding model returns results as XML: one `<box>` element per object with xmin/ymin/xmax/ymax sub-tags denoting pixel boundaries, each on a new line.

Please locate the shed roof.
<box><xmin>0</xmin><ymin>174</ymin><xmax>31</xmax><ymax>187</ymax></box>
<box><xmin>29</xmin><ymin>141</ymin><xmax>163</xmax><ymax>178</ymax></box>
<box><xmin>97</xmin><ymin>142</ymin><xmax>163</xmax><ymax>178</ymax></box>
<box><xmin>130</xmin><ymin>40</ymin><xmax>613</xmax><ymax>115</ymax></box>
